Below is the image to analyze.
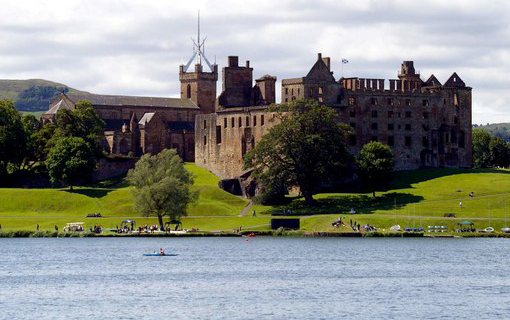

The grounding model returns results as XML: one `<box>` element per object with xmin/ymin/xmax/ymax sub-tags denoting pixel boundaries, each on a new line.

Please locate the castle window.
<box><xmin>388</xmin><ymin>136</ymin><xmax>394</xmax><ymax>146</ymax></box>
<box><xmin>246</xmin><ymin>117</ymin><xmax>250</xmax><ymax>127</ymax></box>
<box><xmin>253</xmin><ymin>115</ymin><xmax>257</xmax><ymax>126</ymax></box>
<box><xmin>224</xmin><ymin>118</ymin><xmax>227</xmax><ymax>128</ymax></box>
<box><xmin>285</xmin><ymin>98</ymin><xmax>288</xmax><ymax>102</ymax></box>
<box><xmin>454</xmin><ymin>116</ymin><xmax>458</xmax><ymax>124</ymax></box>
<box><xmin>371</xmin><ymin>98</ymin><xmax>378</xmax><ymax>105</ymax></box>
<box><xmin>371</xmin><ymin>110</ymin><xmax>378</xmax><ymax>118</ymax></box>
<box><xmin>319</xmin><ymin>97</ymin><xmax>323</xmax><ymax>103</ymax></box>
<box><xmin>371</xmin><ymin>136</ymin><xmax>378</xmax><ymax>142</ymax></box>
<box><xmin>387</xmin><ymin>98</ymin><xmax>394</xmax><ymax>105</ymax></box>
<box><xmin>405</xmin><ymin>99</ymin><xmax>411</xmax><ymax>106</ymax></box>
<box><xmin>348</xmin><ymin>97</ymin><xmax>356</xmax><ymax>105</ymax></box>
<box><xmin>405</xmin><ymin>136</ymin><xmax>412</xmax><ymax>147</ymax></box>
<box><xmin>238</xmin><ymin>117</ymin><xmax>242</xmax><ymax>127</ymax></box>
<box><xmin>388</xmin><ymin>123</ymin><xmax>394</xmax><ymax>130</ymax></box>
<box><xmin>309</xmin><ymin>88</ymin><xmax>313</xmax><ymax>97</ymax></box>
<box><xmin>216</xmin><ymin>126</ymin><xmax>222</xmax><ymax>144</ymax></box>
<box><xmin>459</xmin><ymin>131</ymin><xmax>465</xmax><ymax>148</ymax></box>
<box><xmin>231</xmin><ymin>118</ymin><xmax>235</xmax><ymax>128</ymax></box>
<box><xmin>186</xmin><ymin>84</ymin><xmax>191</xmax><ymax>99</ymax></box>
<box><xmin>349</xmin><ymin>135</ymin><xmax>357</xmax><ymax>146</ymax></box>
<box><xmin>454</xmin><ymin>93</ymin><xmax>459</xmax><ymax>106</ymax></box>
<box><xmin>371</xmin><ymin>123</ymin><xmax>378</xmax><ymax>130</ymax></box>
<box><xmin>405</xmin><ymin>124</ymin><xmax>411</xmax><ymax>131</ymax></box>
<box><xmin>261</xmin><ymin>115</ymin><xmax>265</xmax><ymax>126</ymax></box>
<box><xmin>451</xmin><ymin>130</ymin><xmax>457</xmax><ymax>143</ymax></box>
<box><xmin>203</xmin><ymin>119</ymin><xmax>207</xmax><ymax>129</ymax></box>
<box><xmin>422</xmin><ymin>137</ymin><xmax>429</xmax><ymax>147</ymax></box>
<box><xmin>350</xmin><ymin>109</ymin><xmax>356</xmax><ymax>117</ymax></box>
<box><xmin>350</xmin><ymin>122</ymin><xmax>356</xmax><ymax>129</ymax></box>
<box><xmin>405</xmin><ymin>111</ymin><xmax>412</xmax><ymax>118</ymax></box>
<box><xmin>388</xmin><ymin>111</ymin><xmax>394</xmax><ymax>118</ymax></box>
<box><xmin>319</xmin><ymin>86</ymin><xmax>324</xmax><ymax>94</ymax></box>
<box><xmin>285</xmin><ymin>88</ymin><xmax>288</xmax><ymax>95</ymax></box>
<box><xmin>298</xmin><ymin>88</ymin><xmax>301</xmax><ymax>95</ymax></box>
<box><xmin>423</xmin><ymin>112</ymin><xmax>429</xmax><ymax>119</ymax></box>
<box><xmin>422</xmin><ymin>124</ymin><xmax>429</xmax><ymax>131</ymax></box>
<box><xmin>423</xmin><ymin>99</ymin><xmax>429</xmax><ymax>106</ymax></box>
<box><xmin>203</xmin><ymin>135</ymin><xmax>207</xmax><ymax>145</ymax></box>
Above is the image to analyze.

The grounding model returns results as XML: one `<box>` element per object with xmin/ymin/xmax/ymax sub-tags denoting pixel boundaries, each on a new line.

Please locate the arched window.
<box><xmin>186</xmin><ymin>84</ymin><xmax>191</xmax><ymax>99</ymax></box>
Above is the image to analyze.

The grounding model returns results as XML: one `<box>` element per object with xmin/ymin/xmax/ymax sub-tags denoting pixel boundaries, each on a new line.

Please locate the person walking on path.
<box><xmin>459</xmin><ymin>202</ymin><xmax>463</xmax><ymax>210</ymax></box>
<box><xmin>36</xmin><ymin>224</ymin><xmax>39</xmax><ymax>231</ymax></box>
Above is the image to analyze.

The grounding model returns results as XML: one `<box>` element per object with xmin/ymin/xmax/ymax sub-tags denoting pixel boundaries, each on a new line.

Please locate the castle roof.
<box><xmin>45</xmin><ymin>94</ymin><xmax>75</xmax><ymax>114</ymax></box>
<box><xmin>423</xmin><ymin>74</ymin><xmax>442</xmax><ymax>87</ymax></box>
<box><xmin>66</xmin><ymin>93</ymin><xmax>199</xmax><ymax>109</ymax></box>
<box><xmin>138</xmin><ymin>112</ymin><xmax>155</xmax><ymax>125</ymax></box>
<box><xmin>444</xmin><ymin>72</ymin><xmax>466</xmax><ymax>88</ymax></box>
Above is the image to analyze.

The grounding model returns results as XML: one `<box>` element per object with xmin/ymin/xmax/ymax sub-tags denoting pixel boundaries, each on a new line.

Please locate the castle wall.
<box><xmin>196</xmin><ymin>80</ymin><xmax>472</xmax><ymax>179</ymax></box>
<box><xmin>195</xmin><ymin>107</ymin><xmax>279</xmax><ymax>178</ymax></box>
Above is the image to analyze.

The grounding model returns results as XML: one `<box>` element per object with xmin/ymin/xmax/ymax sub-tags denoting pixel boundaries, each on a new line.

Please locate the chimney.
<box><xmin>228</xmin><ymin>56</ymin><xmax>239</xmax><ymax>67</ymax></box>
<box><xmin>322</xmin><ymin>57</ymin><xmax>330</xmax><ymax>71</ymax></box>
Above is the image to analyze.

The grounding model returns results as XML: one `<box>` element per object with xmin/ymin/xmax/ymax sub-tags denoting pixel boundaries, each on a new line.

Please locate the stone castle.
<box><xmin>42</xmin><ymin>51</ymin><xmax>472</xmax><ymax>181</ymax></box>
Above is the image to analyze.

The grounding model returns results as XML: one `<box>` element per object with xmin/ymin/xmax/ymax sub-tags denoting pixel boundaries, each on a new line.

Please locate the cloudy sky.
<box><xmin>0</xmin><ymin>0</ymin><xmax>508</xmax><ymax>124</ymax></box>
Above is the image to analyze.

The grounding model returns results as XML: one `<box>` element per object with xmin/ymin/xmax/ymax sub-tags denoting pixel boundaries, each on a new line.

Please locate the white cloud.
<box><xmin>0</xmin><ymin>0</ymin><xmax>509</xmax><ymax>123</ymax></box>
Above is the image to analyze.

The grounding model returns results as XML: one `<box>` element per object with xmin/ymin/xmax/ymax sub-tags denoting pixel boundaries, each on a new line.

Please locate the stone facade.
<box><xmin>196</xmin><ymin>54</ymin><xmax>472</xmax><ymax>179</ymax></box>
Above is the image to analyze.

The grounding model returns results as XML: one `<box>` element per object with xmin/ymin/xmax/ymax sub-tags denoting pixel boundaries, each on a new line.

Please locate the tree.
<box><xmin>472</xmin><ymin>129</ymin><xmax>492</xmax><ymax>168</ymax></box>
<box><xmin>0</xmin><ymin>100</ymin><xmax>26</xmax><ymax>175</ymax></box>
<box><xmin>489</xmin><ymin>137</ymin><xmax>510</xmax><ymax>168</ymax></box>
<box><xmin>53</xmin><ymin>100</ymin><xmax>105</xmax><ymax>156</ymax></box>
<box><xmin>46</xmin><ymin>137</ymin><xmax>96</xmax><ymax>190</ymax></box>
<box><xmin>356</xmin><ymin>141</ymin><xmax>394</xmax><ymax>197</ymax></box>
<box><xmin>20</xmin><ymin>114</ymin><xmax>42</xmax><ymax>170</ymax></box>
<box><xmin>127</xmin><ymin>149</ymin><xmax>198</xmax><ymax>230</ymax></box>
<box><xmin>244</xmin><ymin>100</ymin><xmax>352</xmax><ymax>205</ymax></box>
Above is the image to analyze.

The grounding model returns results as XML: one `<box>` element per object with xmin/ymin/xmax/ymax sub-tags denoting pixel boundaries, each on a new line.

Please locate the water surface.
<box><xmin>1</xmin><ymin>237</ymin><xmax>510</xmax><ymax>319</ymax></box>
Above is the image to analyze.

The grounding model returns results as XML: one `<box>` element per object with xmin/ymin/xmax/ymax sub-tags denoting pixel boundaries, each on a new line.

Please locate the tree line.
<box><xmin>0</xmin><ymin>99</ymin><xmax>104</xmax><ymax>188</ymax></box>
<box><xmin>472</xmin><ymin>128</ymin><xmax>510</xmax><ymax>168</ymax></box>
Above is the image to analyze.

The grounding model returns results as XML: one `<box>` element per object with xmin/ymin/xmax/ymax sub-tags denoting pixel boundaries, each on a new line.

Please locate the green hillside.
<box><xmin>0</xmin><ymin>79</ymin><xmax>89</xmax><ymax>111</ymax></box>
<box><xmin>476</xmin><ymin>123</ymin><xmax>510</xmax><ymax>142</ymax></box>
<box><xmin>2</xmin><ymin>165</ymin><xmax>510</xmax><ymax>234</ymax></box>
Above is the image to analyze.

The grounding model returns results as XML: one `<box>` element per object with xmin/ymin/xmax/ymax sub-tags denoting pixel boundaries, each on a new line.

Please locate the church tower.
<box><xmin>179</xmin><ymin>12</ymin><xmax>218</xmax><ymax>114</ymax></box>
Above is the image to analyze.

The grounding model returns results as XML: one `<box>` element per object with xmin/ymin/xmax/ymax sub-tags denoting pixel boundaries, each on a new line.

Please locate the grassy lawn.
<box><xmin>2</xmin><ymin>165</ymin><xmax>510</xmax><ymax>234</ymax></box>
<box><xmin>0</xmin><ymin>163</ymin><xmax>251</xmax><ymax>231</ymax></box>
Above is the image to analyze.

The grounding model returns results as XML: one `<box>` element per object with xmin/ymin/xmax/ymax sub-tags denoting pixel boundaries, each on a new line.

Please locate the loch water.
<box><xmin>1</xmin><ymin>237</ymin><xmax>510</xmax><ymax>319</ymax></box>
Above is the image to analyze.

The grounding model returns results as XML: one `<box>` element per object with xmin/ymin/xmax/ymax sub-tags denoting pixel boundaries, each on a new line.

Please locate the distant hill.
<box><xmin>0</xmin><ymin>79</ymin><xmax>90</xmax><ymax>112</ymax></box>
<box><xmin>475</xmin><ymin>123</ymin><xmax>510</xmax><ymax>142</ymax></box>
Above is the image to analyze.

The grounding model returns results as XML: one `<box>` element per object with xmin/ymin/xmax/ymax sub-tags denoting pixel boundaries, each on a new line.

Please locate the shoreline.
<box><xmin>1</xmin><ymin>230</ymin><xmax>510</xmax><ymax>238</ymax></box>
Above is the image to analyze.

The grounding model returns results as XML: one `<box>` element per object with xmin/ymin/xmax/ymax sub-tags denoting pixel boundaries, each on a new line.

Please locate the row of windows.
<box><xmin>203</xmin><ymin>115</ymin><xmax>266</xmax><ymax>130</ymax></box>
<box><xmin>351</xmin><ymin>122</ymin><xmax>430</xmax><ymax>132</ymax></box>
<box><xmin>349</xmin><ymin>135</ymin><xmax>426</xmax><ymax>148</ymax></box>
<box><xmin>349</xmin><ymin>94</ymin><xmax>460</xmax><ymax>107</ymax></box>
<box><xmin>350</xmin><ymin>110</ymin><xmax>429</xmax><ymax>119</ymax></box>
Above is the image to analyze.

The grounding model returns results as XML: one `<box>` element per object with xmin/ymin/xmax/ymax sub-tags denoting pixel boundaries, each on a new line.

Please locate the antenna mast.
<box><xmin>183</xmin><ymin>10</ymin><xmax>215</xmax><ymax>72</ymax></box>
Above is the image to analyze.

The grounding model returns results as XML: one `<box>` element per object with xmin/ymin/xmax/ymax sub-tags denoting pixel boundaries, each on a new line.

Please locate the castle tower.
<box><xmin>179</xmin><ymin>11</ymin><xmax>218</xmax><ymax>114</ymax></box>
<box><xmin>398</xmin><ymin>61</ymin><xmax>421</xmax><ymax>92</ymax></box>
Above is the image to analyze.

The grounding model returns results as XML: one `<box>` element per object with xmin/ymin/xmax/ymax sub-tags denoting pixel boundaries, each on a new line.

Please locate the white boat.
<box><xmin>390</xmin><ymin>225</ymin><xmax>400</xmax><ymax>231</ymax></box>
<box><xmin>501</xmin><ymin>228</ymin><xmax>510</xmax><ymax>233</ymax></box>
<box><xmin>484</xmin><ymin>227</ymin><xmax>495</xmax><ymax>233</ymax></box>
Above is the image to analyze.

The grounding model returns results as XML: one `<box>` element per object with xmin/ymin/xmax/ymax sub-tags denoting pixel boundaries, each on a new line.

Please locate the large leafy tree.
<box><xmin>356</xmin><ymin>141</ymin><xmax>394</xmax><ymax>197</ymax></box>
<box><xmin>0</xmin><ymin>100</ymin><xmax>26</xmax><ymax>175</ymax></box>
<box><xmin>489</xmin><ymin>137</ymin><xmax>510</xmax><ymax>168</ymax></box>
<box><xmin>46</xmin><ymin>136</ymin><xmax>96</xmax><ymax>190</ymax></box>
<box><xmin>127</xmin><ymin>149</ymin><xmax>198</xmax><ymax>230</ymax></box>
<box><xmin>244</xmin><ymin>100</ymin><xmax>352</xmax><ymax>205</ymax></box>
<box><xmin>20</xmin><ymin>114</ymin><xmax>42</xmax><ymax>170</ymax></box>
<box><xmin>53</xmin><ymin>100</ymin><xmax>105</xmax><ymax>156</ymax></box>
<box><xmin>472</xmin><ymin>129</ymin><xmax>492</xmax><ymax>168</ymax></box>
